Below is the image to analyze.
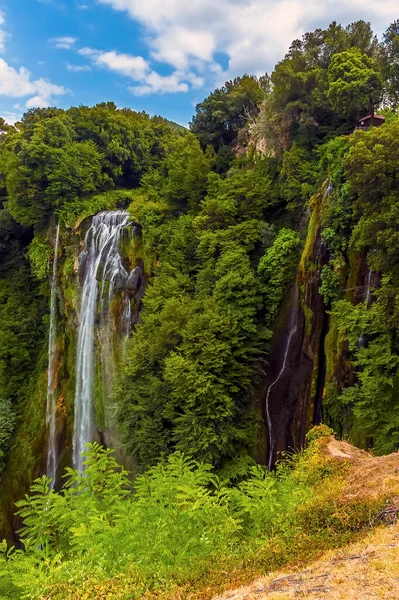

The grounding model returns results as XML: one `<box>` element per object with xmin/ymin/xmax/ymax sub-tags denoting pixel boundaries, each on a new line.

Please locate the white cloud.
<box><xmin>1</xmin><ymin>111</ymin><xmax>21</xmax><ymax>125</ymax></box>
<box><xmin>25</xmin><ymin>95</ymin><xmax>51</xmax><ymax>108</ymax></box>
<box><xmin>50</xmin><ymin>36</ymin><xmax>78</xmax><ymax>49</ymax></box>
<box><xmin>130</xmin><ymin>71</ymin><xmax>188</xmax><ymax>95</ymax></box>
<box><xmin>79</xmin><ymin>47</ymin><xmax>149</xmax><ymax>79</ymax></box>
<box><xmin>97</xmin><ymin>0</ymin><xmax>399</xmax><ymax>83</ymax></box>
<box><xmin>150</xmin><ymin>28</ymin><xmax>214</xmax><ymax>69</ymax></box>
<box><xmin>79</xmin><ymin>46</ymin><xmax>191</xmax><ymax>94</ymax></box>
<box><xmin>0</xmin><ymin>13</ymin><xmax>66</xmax><ymax>109</ymax></box>
<box><xmin>185</xmin><ymin>72</ymin><xmax>205</xmax><ymax>89</ymax></box>
<box><xmin>0</xmin><ymin>11</ymin><xmax>7</xmax><ymax>53</ymax></box>
<box><xmin>0</xmin><ymin>58</ymin><xmax>67</xmax><ymax>107</ymax></box>
<box><xmin>66</xmin><ymin>62</ymin><xmax>92</xmax><ymax>72</ymax></box>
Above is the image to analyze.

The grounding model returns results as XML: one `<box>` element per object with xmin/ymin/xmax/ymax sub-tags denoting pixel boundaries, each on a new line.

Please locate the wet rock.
<box><xmin>126</xmin><ymin>266</ymin><xmax>143</xmax><ymax>292</ymax></box>
<box><xmin>78</xmin><ymin>250</ymin><xmax>89</xmax><ymax>282</ymax></box>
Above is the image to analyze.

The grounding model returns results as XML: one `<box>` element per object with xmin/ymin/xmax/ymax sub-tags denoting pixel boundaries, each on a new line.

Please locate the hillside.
<box><xmin>214</xmin><ymin>521</ymin><xmax>399</xmax><ymax>599</ymax></box>
<box><xmin>140</xmin><ymin>433</ymin><xmax>399</xmax><ymax>600</ymax></box>
<box><xmin>211</xmin><ymin>440</ymin><xmax>399</xmax><ymax>600</ymax></box>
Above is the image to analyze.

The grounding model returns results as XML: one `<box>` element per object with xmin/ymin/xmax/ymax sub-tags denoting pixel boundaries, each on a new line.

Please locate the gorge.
<box><xmin>1</xmin><ymin>16</ymin><xmax>399</xmax><ymax>598</ymax></box>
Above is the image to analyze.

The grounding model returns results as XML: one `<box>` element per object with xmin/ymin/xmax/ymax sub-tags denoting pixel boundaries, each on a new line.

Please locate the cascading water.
<box><xmin>73</xmin><ymin>211</ymin><xmax>133</xmax><ymax>474</ymax></box>
<box><xmin>46</xmin><ymin>223</ymin><xmax>60</xmax><ymax>488</ymax></box>
<box><xmin>358</xmin><ymin>270</ymin><xmax>373</xmax><ymax>348</ymax></box>
<box><xmin>364</xmin><ymin>269</ymin><xmax>373</xmax><ymax>308</ymax></box>
<box><xmin>265</xmin><ymin>324</ymin><xmax>298</xmax><ymax>470</ymax></box>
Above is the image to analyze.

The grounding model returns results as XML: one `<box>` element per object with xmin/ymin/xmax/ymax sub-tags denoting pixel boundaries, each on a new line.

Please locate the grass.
<box><xmin>143</xmin><ymin>432</ymin><xmax>399</xmax><ymax>600</ymax></box>
<box><xmin>3</xmin><ymin>428</ymin><xmax>399</xmax><ymax>600</ymax></box>
<box><xmin>210</xmin><ymin>522</ymin><xmax>399</xmax><ymax>599</ymax></box>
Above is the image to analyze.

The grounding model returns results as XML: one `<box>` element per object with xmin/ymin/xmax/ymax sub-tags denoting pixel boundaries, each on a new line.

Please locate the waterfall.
<box><xmin>73</xmin><ymin>211</ymin><xmax>133</xmax><ymax>474</ymax></box>
<box><xmin>46</xmin><ymin>223</ymin><xmax>60</xmax><ymax>488</ymax></box>
<box><xmin>358</xmin><ymin>270</ymin><xmax>373</xmax><ymax>348</ymax></box>
<box><xmin>265</xmin><ymin>324</ymin><xmax>298</xmax><ymax>470</ymax></box>
<box><xmin>365</xmin><ymin>269</ymin><xmax>373</xmax><ymax>308</ymax></box>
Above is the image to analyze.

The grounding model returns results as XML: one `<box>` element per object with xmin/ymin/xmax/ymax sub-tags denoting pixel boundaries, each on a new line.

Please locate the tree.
<box><xmin>279</xmin><ymin>143</ymin><xmax>316</xmax><ymax>209</ymax></box>
<box><xmin>1</xmin><ymin>103</ymin><xmax>175</xmax><ymax>227</ymax></box>
<box><xmin>344</xmin><ymin>121</ymin><xmax>399</xmax><ymax>270</ymax></box>
<box><xmin>256</xmin><ymin>21</ymin><xmax>383</xmax><ymax>151</ymax></box>
<box><xmin>382</xmin><ymin>21</ymin><xmax>399</xmax><ymax>107</ymax></box>
<box><xmin>190</xmin><ymin>75</ymin><xmax>264</xmax><ymax>150</ymax></box>
<box><xmin>163</xmin><ymin>134</ymin><xmax>211</xmax><ymax>211</ymax></box>
<box><xmin>327</xmin><ymin>48</ymin><xmax>383</xmax><ymax>121</ymax></box>
<box><xmin>258</xmin><ymin>228</ymin><xmax>301</xmax><ymax>325</ymax></box>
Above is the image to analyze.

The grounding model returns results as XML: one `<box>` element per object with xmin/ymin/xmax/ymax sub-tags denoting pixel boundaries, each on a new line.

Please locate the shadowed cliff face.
<box><xmin>262</xmin><ymin>188</ymin><xmax>329</xmax><ymax>467</ymax></box>
<box><xmin>260</xmin><ymin>185</ymin><xmax>383</xmax><ymax>467</ymax></box>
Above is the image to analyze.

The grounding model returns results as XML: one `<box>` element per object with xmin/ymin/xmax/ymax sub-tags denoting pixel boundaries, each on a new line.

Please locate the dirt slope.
<box><xmin>212</xmin><ymin>521</ymin><xmax>399</xmax><ymax>599</ymax></box>
<box><xmin>213</xmin><ymin>439</ymin><xmax>399</xmax><ymax>600</ymax></box>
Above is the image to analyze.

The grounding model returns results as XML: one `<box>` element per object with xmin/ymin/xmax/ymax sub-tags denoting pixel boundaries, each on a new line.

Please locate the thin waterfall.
<box><xmin>365</xmin><ymin>269</ymin><xmax>373</xmax><ymax>308</ymax></box>
<box><xmin>358</xmin><ymin>270</ymin><xmax>373</xmax><ymax>348</ymax></box>
<box><xmin>73</xmin><ymin>211</ymin><xmax>132</xmax><ymax>474</ymax></box>
<box><xmin>46</xmin><ymin>223</ymin><xmax>60</xmax><ymax>488</ymax></box>
<box><xmin>265</xmin><ymin>324</ymin><xmax>298</xmax><ymax>470</ymax></box>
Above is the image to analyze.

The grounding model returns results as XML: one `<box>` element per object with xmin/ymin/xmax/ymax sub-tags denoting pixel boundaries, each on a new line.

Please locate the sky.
<box><xmin>0</xmin><ymin>0</ymin><xmax>398</xmax><ymax>127</ymax></box>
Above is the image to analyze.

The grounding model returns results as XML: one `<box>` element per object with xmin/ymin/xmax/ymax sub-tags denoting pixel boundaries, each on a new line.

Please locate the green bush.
<box><xmin>0</xmin><ymin>444</ymin><xmax>305</xmax><ymax>599</ymax></box>
<box><xmin>27</xmin><ymin>237</ymin><xmax>52</xmax><ymax>280</ymax></box>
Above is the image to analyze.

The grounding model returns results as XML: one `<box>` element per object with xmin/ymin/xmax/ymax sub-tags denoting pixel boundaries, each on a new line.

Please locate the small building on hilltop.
<box><xmin>356</xmin><ymin>114</ymin><xmax>385</xmax><ymax>131</ymax></box>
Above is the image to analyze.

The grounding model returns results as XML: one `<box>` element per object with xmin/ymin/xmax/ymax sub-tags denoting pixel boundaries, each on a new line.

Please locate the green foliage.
<box><xmin>0</xmin><ymin>103</ymin><xmax>175</xmax><ymax>228</ymax></box>
<box><xmin>255</xmin><ymin>20</ymin><xmax>385</xmax><ymax>152</ymax></box>
<box><xmin>0</xmin><ymin>213</ymin><xmax>47</xmax><ymax>399</ymax></box>
<box><xmin>319</xmin><ymin>124</ymin><xmax>399</xmax><ymax>443</ymax></box>
<box><xmin>27</xmin><ymin>237</ymin><xmax>52</xmax><ymax>280</ymax></box>
<box><xmin>0</xmin><ymin>398</ymin><xmax>16</xmax><ymax>474</ymax></box>
<box><xmin>142</xmin><ymin>133</ymin><xmax>211</xmax><ymax>211</ymax></box>
<box><xmin>327</xmin><ymin>48</ymin><xmax>383</xmax><ymax>120</ymax></box>
<box><xmin>117</xmin><ymin>150</ymin><xmax>288</xmax><ymax>470</ymax></box>
<box><xmin>279</xmin><ymin>143</ymin><xmax>317</xmax><ymax>209</ymax></box>
<box><xmin>0</xmin><ymin>264</ymin><xmax>46</xmax><ymax>402</ymax></box>
<box><xmin>117</xmin><ymin>286</ymin><xmax>265</xmax><ymax>467</ymax></box>
<box><xmin>2</xmin><ymin>436</ymin><xmax>390</xmax><ymax>600</ymax></box>
<box><xmin>190</xmin><ymin>75</ymin><xmax>264</xmax><ymax>150</ymax></box>
<box><xmin>318</xmin><ymin>135</ymin><xmax>350</xmax><ymax>188</ymax></box>
<box><xmin>258</xmin><ymin>228</ymin><xmax>301</xmax><ymax>324</ymax></box>
<box><xmin>305</xmin><ymin>424</ymin><xmax>334</xmax><ymax>443</ymax></box>
<box><xmin>340</xmin><ymin>336</ymin><xmax>399</xmax><ymax>454</ymax></box>
<box><xmin>345</xmin><ymin>121</ymin><xmax>399</xmax><ymax>271</ymax></box>
<box><xmin>0</xmin><ymin>444</ymin><xmax>305</xmax><ymax>598</ymax></box>
<box><xmin>332</xmin><ymin>294</ymin><xmax>399</xmax><ymax>454</ymax></box>
<box><xmin>382</xmin><ymin>21</ymin><xmax>399</xmax><ymax>107</ymax></box>
<box><xmin>320</xmin><ymin>264</ymin><xmax>341</xmax><ymax>304</ymax></box>
<box><xmin>0</xmin><ymin>208</ymin><xmax>47</xmax><ymax>481</ymax></box>
<box><xmin>46</xmin><ymin>140</ymin><xmax>105</xmax><ymax>222</ymax></box>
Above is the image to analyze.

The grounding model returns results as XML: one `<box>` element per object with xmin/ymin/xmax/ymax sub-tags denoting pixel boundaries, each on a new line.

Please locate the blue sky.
<box><xmin>0</xmin><ymin>0</ymin><xmax>398</xmax><ymax>127</ymax></box>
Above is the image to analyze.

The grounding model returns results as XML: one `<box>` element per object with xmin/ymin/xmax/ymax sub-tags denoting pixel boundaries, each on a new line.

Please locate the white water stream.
<box><xmin>265</xmin><ymin>324</ymin><xmax>297</xmax><ymax>470</ymax></box>
<box><xmin>73</xmin><ymin>211</ymin><xmax>132</xmax><ymax>473</ymax></box>
<box><xmin>46</xmin><ymin>223</ymin><xmax>60</xmax><ymax>488</ymax></box>
<box><xmin>358</xmin><ymin>270</ymin><xmax>373</xmax><ymax>348</ymax></box>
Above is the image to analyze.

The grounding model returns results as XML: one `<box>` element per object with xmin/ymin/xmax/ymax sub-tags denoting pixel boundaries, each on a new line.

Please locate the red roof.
<box><xmin>358</xmin><ymin>114</ymin><xmax>385</xmax><ymax>122</ymax></box>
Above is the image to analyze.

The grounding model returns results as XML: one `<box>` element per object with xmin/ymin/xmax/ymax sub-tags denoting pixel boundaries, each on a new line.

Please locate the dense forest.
<box><xmin>1</xmin><ymin>17</ymin><xmax>399</xmax><ymax>600</ymax></box>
